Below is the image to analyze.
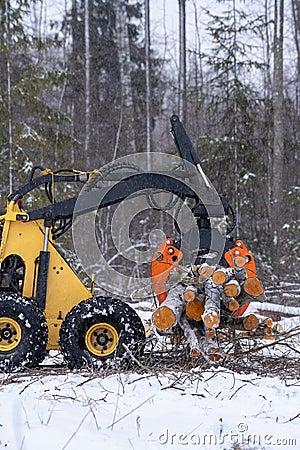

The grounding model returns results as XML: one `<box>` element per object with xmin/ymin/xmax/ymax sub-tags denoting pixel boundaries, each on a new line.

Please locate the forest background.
<box><xmin>0</xmin><ymin>0</ymin><xmax>299</xmax><ymax>283</ymax></box>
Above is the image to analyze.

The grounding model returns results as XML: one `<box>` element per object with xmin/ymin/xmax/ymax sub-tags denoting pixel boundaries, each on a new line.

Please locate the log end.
<box><xmin>224</xmin><ymin>283</ymin><xmax>240</xmax><ymax>298</ymax></box>
<box><xmin>228</xmin><ymin>299</ymin><xmax>240</xmax><ymax>312</ymax></box>
<box><xmin>203</xmin><ymin>311</ymin><xmax>220</xmax><ymax>329</ymax></box>
<box><xmin>264</xmin><ymin>326</ymin><xmax>273</xmax><ymax>336</ymax></box>
<box><xmin>234</xmin><ymin>255</ymin><xmax>246</xmax><ymax>268</ymax></box>
<box><xmin>198</xmin><ymin>264</ymin><xmax>214</xmax><ymax>279</ymax></box>
<box><xmin>186</xmin><ymin>299</ymin><xmax>205</xmax><ymax>321</ymax></box>
<box><xmin>212</xmin><ymin>270</ymin><xmax>226</xmax><ymax>285</ymax></box>
<box><xmin>243</xmin><ymin>277</ymin><xmax>264</xmax><ymax>297</ymax></box>
<box><xmin>183</xmin><ymin>289</ymin><xmax>196</xmax><ymax>302</ymax></box>
<box><xmin>265</xmin><ymin>317</ymin><xmax>273</xmax><ymax>328</ymax></box>
<box><xmin>206</xmin><ymin>329</ymin><xmax>216</xmax><ymax>339</ymax></box>
<box><xmin>152</xmin><ymin>306</ymin><xmax>176</xmax><ymax>330</ymax></box>
<box><xmin>243</xmin><ymin>313</ymin><xmax>259</xmax><ymax>331</ymax></box>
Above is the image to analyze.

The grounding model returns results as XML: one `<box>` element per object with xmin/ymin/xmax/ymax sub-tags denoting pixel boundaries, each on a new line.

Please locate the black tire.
<box><xmin>59</xmin><ymin>296</ymin><xmax>146</xmax><ymax>369</ymax></box>
<box><xmin>0</xmin><ymin>293</ymin><xmax>48</xmax><ymax>371</ymax></box>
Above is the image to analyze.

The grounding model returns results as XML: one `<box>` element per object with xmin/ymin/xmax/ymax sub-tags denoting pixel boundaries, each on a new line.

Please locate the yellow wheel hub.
<box><xmin>0</xmin><ymin>317</ymin><xmax>22</xmax><ymax>352</ymax></box>
<box><xmin>85</xmin><ymin>323</ymin><xmax>119</xmax><ymax>357</ymax></box>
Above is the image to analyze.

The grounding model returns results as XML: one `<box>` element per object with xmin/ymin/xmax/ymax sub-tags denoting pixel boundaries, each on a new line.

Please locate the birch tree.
<box><xmin>178</xmin><ymin>0</ymin><xmax>186</xmax><ymax>122</ymax></box>
<box><xmin>115</xmin><ymin>0</ymin><xmax>136</xmax><ymax>156</ymax></box>
<box><xmin>292</xmin><ymin>0</ymin><xmax>300</xmax><ymax>115</ymax></box>
<box><xmin>271</xmin><ymin>0</ymin><xmax>285</xmax><ymax>272</ymax></box>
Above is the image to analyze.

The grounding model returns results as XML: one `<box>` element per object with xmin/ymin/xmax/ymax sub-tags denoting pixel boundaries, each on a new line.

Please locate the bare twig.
<box><xmin>62</xmin><ymin>410</ymin><xmax>91</xmax><ymax>450</ymax></box>
<box><xmin>108</xmin><ymin>393</ymin><xmax>156</xmax><ymax>429</ymax></box>
<box><xmin>229</xmin><ymin>383</ymin><xmax>247</xmax><ymax>400</ymax></box>
<box><xmin>122</xmin><ymin>343</ymin><xmax>150</xmax><ymax>370</ymax></box>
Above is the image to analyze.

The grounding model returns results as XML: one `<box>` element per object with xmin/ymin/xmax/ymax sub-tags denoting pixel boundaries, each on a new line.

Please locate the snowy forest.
<box><xmin>0</xmin><ymin>0</ymin><xmax>299</xmax><ymax>279</ymax></box>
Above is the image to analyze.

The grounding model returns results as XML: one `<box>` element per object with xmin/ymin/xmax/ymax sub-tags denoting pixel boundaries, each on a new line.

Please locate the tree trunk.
<box><xmin>271</xmin><ymin>0</ymin><xmax>285</xmax><ymax>274</ymax></box>
<box><xmin>84</xmin><ymin>0</ymin><xmax>91</xmax><ymax>168</ymax></box>
<box><xmin>178</xmin><ymin>0</ymin><xmax>186</xmax><ymax>122</ymax></box>
<box><xmin>70</xmin><ymin>0</ymin><xmax>81</xmax><ymax>165</ymax></box>
<box><xmin>145</xmin><ymin>0</ymin><xmax>151</xmax><ymax>168</ymax></box>
<box><xmin>5</xmin><ymin>0</ymin><xmax>13</xmax><ymax>193</ymax></box>
<box><xmin>292</xmin><ymin>0</ymin><xmax>300</xmax><ymax>115</ymax></box>
<box><xmin>115</xmin><ymin>0</ymin><xmax>136</xmax><ymax>155</ymax></box>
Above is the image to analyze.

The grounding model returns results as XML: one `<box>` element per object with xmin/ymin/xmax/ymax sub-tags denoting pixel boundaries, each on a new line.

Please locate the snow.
<box><xmin>0</xmin><ymin>367</ymin><xmax>299</xmax><ymax>450</ymax></box>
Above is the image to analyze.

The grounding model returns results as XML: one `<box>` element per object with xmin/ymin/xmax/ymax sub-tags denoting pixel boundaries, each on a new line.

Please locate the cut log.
<box><xmin>223</xmin><ymin>280</ymin><xmax>241</xmax><ymax>298</ymax></box>
<box><xmin>203</xmin><ymin>311</ymin><xmax>220</xmax><ymax>329</ymax></box>
<box><xmin>206</xmin><ymin>346</ymin><xmax>224</xmax><ymax>363</ymax></box>
<box><xmin>243</xmin><ymin>313</ymin><xmax>259</xmax><ymax>331</ymax></box>
<box><xmin>234</xmin><ymin>255</ymin><xmax>246</xmax><ymax>267</ymax></box>
<box><xmin>222</xmin><ymin>294</ymin><xmax>240</xmax><ymax>312</ymax></box>
<box><xmin>233</xmin><ymin>257</ymin><xmax>247</xmax><ymax>282</ymax></box>
<box><xmin>183</xmin><ymin>285</ymin><xmax>197</xmax><ymax>302</ymax></box>
<box><xmin>205</xmin><ymin>329</ymin><xmax>216</xmax><ymax>339</ymax></box>
<box><xmin>198</xmin><ymin>263</ymin><xmax>214</xmax><ymax>280</ymax></box>
<box><xmin>179</xmin><ymin>315</ymin><xmax>224</xmax><ymax>363</ymax></box>
<box><xmin>203</xmin><ymin>279</ymin><xmax>222</xmax><ymax>328</ymax></box>
<box><xmin>211</xmin><ymin>268</ymin><xmax>233</xmax><ymax>285</ymax></box>
<box><xmin>151</xmin><ymin>285</ymin><xmax>185</xmax><ymax>330</ymax></box>
<box><xmin>228</xmin><ymin>299</ymin><xmax>240</xmax><ymax>312</ymax></box>
<box><xmin>178</xmin><ymin>315</ymin><xmax>202</xmax><ymax>356</ymax></box>
<box><xmin>200</xmin><ymin>336</ymin><xmax>224</xmax><ymax>363</ymax></box>
<box><xmin>265</xmin><ymin>317</ymin><xmax>273</xmax><ymax>328</ymax></box>
<box><xmin>250</xmin><ymin>301</ymin><xmax>300</xmax><ymax>317</ymax></box>
<box><xmin>152</xmin><ymin>306</ymin><xmax>176</xmax><ymax>330</ymax></box>
<box><xmin>264</xmin><ymin>326</ymin><xmax>273</xmax><ymax>336</ymax></box>
<box><xmin>243</xmin><ymin>277</ymin><xmax>264</xmax><ymax>297</ymax></box>
<box><xmin>185</xmin><ymin>298</ymin><xmax>205</xmax><ymax>321</ymax></box>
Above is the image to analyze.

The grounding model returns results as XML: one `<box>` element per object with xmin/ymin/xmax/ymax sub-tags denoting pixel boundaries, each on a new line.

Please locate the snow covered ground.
<box><xmin>1</xmin><ymin>283</ymin><xmax>299</xmax><ymax>450</ymax></box>
<box><xmin>1</xmin><ymin>366</ymin><xmax>299</xmax><ymax>450</ymax></box>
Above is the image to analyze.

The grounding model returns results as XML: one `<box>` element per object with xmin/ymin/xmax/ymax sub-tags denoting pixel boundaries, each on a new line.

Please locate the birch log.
<box><xmin>151</xmin><ymin>285</ymin><xmax>185</xmax><ymax>330</ymax></box>
<box><xmin>178</xmin><ymin>315</ymin><xmax>202</xmax><ymax>355</ymax></box>
<box><xmin>250</xmin><ymin>301</ymin><xmax>300</xmax><ymax>317</ymax></box>
<box><xmin>212</xmin><ymin>268</ymin><xmax>233</xmax><ymax>285</ymax></box>
<box><xmin>183</xmin><ymin>285</ymin><xmax>197</xmax><ymax>302</ymax></box>
<box><xmin>223</xmin><ymin>279</ymin><xmax>241</xmax><ymax>298</ymax></box>
<box><xmin>185</xmin><ymin>297</ymin><xmax>205</xmax><ymax>321</ymax></box>
<box><xmin>197</xmin><ymin>263</ymin><xmax>215</xmax><ymax>281</ymax></box>
<box><xmin>233</xmin><ymin>256</ymin><xmax>247</xmax><ymax>282</ymax></box>
<box><xmin>243</xmin><ymin>277</ymin><xmax>264</xmax><ymax>297</ymax></box>
<box><xmin>203</xmin><ymin>279</ymin><xmax>222</xmax><ymax>328</ymax></box>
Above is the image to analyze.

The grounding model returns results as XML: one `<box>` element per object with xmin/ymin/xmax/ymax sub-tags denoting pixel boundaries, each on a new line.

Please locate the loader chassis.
<box><xmin>0</xmin><ymin>203</ymin><xmax>91</xmax><ymax>349</ymax></box>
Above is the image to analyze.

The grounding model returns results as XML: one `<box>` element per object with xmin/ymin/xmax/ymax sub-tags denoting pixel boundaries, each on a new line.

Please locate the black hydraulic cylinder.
<box><xmin>36</xmin><ymin>251</ymin><xmax>50</xmax><ymax>310</ymax></box>
<box><xmin>170</xmin><ymin>115</ymin><xmax>201</xmax><ymax>167</ymax></box>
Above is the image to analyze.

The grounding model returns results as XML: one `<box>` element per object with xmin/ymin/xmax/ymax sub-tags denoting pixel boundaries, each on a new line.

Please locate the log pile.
<box><xmin>151</xmin><ymin>257</ymin><xmax>274</xmax><ymax>363</ymax></box>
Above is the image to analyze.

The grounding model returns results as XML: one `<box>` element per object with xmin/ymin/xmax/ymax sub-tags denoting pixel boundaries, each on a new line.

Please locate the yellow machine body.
<box><xmin>0</xmin><ymin>202</ymin><xmax>92</xmax><ymax>350</ymax></box>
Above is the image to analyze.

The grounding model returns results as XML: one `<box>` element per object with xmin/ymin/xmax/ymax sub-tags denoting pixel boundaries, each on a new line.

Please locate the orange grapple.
<box><xmin>151</xmin><ymin>238</ymin><xmax>183</xmax><ymax>304</ymax></box>
<box><xmin>224</xmin><ymin>239</ymin><xmax>257</xmax><ymax>317</ymax></box>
